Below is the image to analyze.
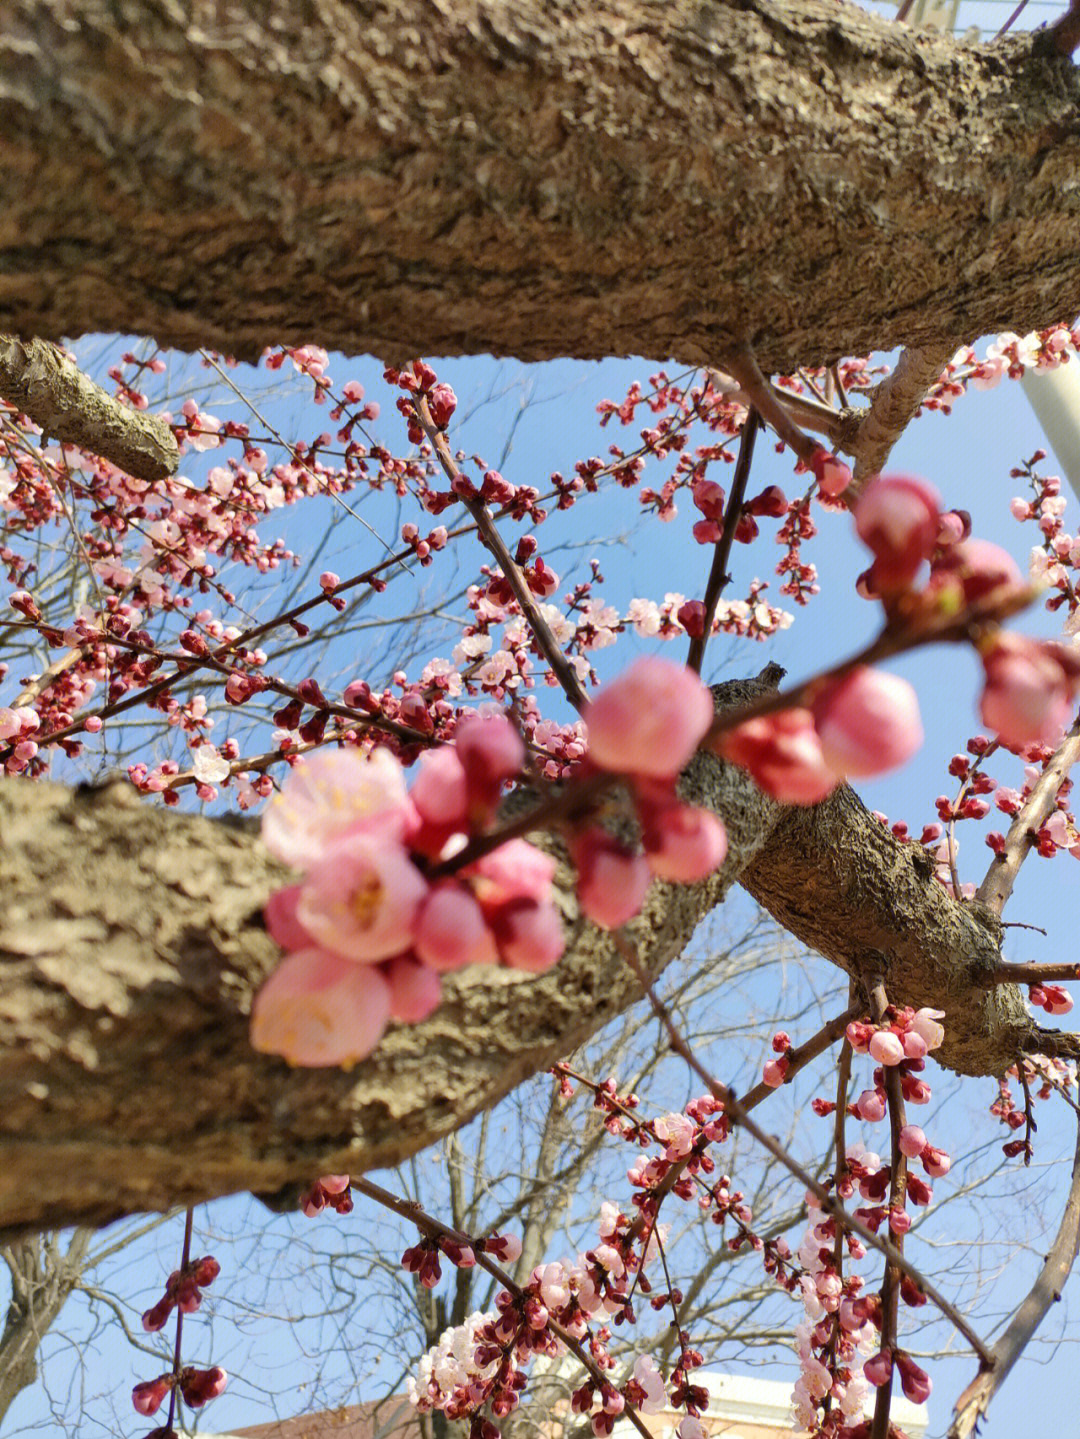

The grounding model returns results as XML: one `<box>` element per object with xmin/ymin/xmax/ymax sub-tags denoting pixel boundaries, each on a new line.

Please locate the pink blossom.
<box><xmin>979</xmin><ymin>634</ymin><xmax>1080</xmax><ymax>746</ymax></box>
<box><xmin>854</xmin><ymin>475</ymin><xmax>941</xmax><ymax>592</ymax></box>
<box><xmin>810</xmin><ymin>447</ymin><xmax>852</xmax><ymax>498</ymax></box>
<box><xmin>319</xmin><ymin>1174</ymin><xmax>350</xmax><ymax>1194</ymax></box>
<box><xmin>298</xmin><ymin>833</ymin><xmax>428</xmax><ymax>962</ymax></box>
<box><xmin>902</xmin><ymin>1029</ymin><xmax>928</xmax><ymax>1060</ymax></box>
<box><xmin>932</xmin><ymin>538</ymin><xmax>1023</xmax><ymax>605</ymax></box>
<box><xmin>868</xmin><ymin>1029</ymin><xmax>904</xmax><ymax>1066</ymax></box>
<box><xmin>572</xmin><ymin>830</ymin><xmax>652</xmax><ymax>929</ymax></box>
<box><xmin>898</xmin><ymin>1125</ymin><xmax>926</xmax><ymax>1158</ymax></box>
<box><xmin>263</xmin><ymin>747</ymin><xmax>417</xmax><ymax>868</ymax></box>
<box><xmin>889</xmin><ymin>1207</ymin><xmax>912</xmax><ymax>1234</ymax></box>
<box><xmin>641</xmin><ymin>801</ymin><xmax>728</xmax><ymax>881</ymax></box>
<box><xmin>721</xmin><ymin>708</ymin><xmax>839</xmax><ymax>804</ymax></box>
<box><xmin>414</xmin><ymin>884</ymin><xmax>500</xmax><ymax>970</ymax></box>
<box><xmin>654</xmin><ymin>1111</ymin><xmax>696</xmax><ymax>1158</ymax></box>
<box><xmin>383</xmin><ymin>953</ymin><xmax>443</xmax><ymax>1021</ymax></box>
<box><xmin>250</xmin><ymin>948</ymin><xmax>392</xmax><ymax>1067</ymax></box>
<box><xmin>585</xmin><ymin>657</ymin><xmax>714</xmax><ymax>779</ymax></box>
<box><xmin>910</xmin><ymin>1007</ymin><xmax>945</xmax><ymax>1050</ymax></box>
<box><xmin>811</xmin><ymin>667</ymin><xmax>923</xmax><ymax>778</ymax></box>
<box><xmin>491</xmin><ymin>900</ymin><xmax>565</xmax><ymax>971</ymax></box>
<box><xmin>454</xmin><ymin>714</ymin><xmax>525</xmax><ymax>796</ymax></box>
<box><xmin>763</xmin><ymin>1058</ymin><xmax>788</xmax><ymax>1089</ymax></box>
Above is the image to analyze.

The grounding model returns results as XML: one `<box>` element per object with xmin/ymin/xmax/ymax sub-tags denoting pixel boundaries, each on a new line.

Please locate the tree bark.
<box><xmin>0</xmin><ymin>679</ymin><xmax>1060</xmax><ymax>1238</ymax></box>
<box><xmin>3</xmin><ymin>1</ymin><xmax>1080</xmax><ymax>372</ymax></box>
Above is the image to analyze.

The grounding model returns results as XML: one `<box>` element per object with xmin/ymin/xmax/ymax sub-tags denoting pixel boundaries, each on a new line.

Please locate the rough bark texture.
<box><xmin>0</xmin><ymin>338</ymin><xmax>178</xmax><ymax>482</ymax></box>
<box><xmin>0</xmin><ymin>726</ymin><xmax>1053</xmax><ymax>1237</ymax></box>
<box><xmin>3</xmin><ymin>2</ymin><xmax>1080</xmax><ymax>372</ymax></box>
<box><xmin>0</xmin><ymin>694</ymin><xmax>785</xmax><ymax>1238</ymax></box>
<box><xmin>0</xmin><ymin>1230</ymin><xmax>91</xmax><ymax>1423</ymax></box>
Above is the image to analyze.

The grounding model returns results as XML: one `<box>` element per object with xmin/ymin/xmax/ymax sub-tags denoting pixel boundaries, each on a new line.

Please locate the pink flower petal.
<box><xmin>250</xmin><ymin>948</ymin><xmax>392</xmax><ymax>1067</ymax></box>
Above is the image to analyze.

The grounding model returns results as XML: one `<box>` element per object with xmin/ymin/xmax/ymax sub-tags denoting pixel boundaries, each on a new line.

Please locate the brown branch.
<box><xmin>977</xmin><ymin>719</ymin><xmax>1080</xmax><ymax>915</ymax></box>
<box><xmin>949</xmin><ymin>1108</ymin><xmax>1080</xmax><ymax>1439</ymax></box>
<box><xmin>846</xmin><ymin>344</ymin><xmax>957</xmax><ymax>492</ymax></box>
<box><xmin>0</xmin><ymin>337</ymin><xmax>178</xmax><ymax>483</ymax></box>
<box><xmin>977</xmin><ymin>961</ymin><xmax>1080</xmax><ymax>987</ymax></box>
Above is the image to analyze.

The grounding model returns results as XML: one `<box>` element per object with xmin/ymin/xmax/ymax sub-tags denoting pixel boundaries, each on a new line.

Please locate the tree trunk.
<box><xmin>3</xmin><ymin>1</ymin><xmax>1080</xmax><ymax>371</ymax></box>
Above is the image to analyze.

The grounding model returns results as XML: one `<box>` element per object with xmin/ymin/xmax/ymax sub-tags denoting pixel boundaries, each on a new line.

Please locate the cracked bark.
<box><xmin>0</xmin><ymin>338</ymin><xmax>178</xmax><ymax>483</ymax></box>
<box><xmin>3</xmin><ymin>2</ymin><xmax>1080</xmax><ymax>372</ymax></box>
<box><xmin>0</xmin><ymin>676</ymin><xmax>1060</xmax><ymax>1239</ymax></box>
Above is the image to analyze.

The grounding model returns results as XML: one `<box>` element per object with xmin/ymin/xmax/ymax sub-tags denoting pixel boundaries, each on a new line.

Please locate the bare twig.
<box><xmin>687</xmin><ymin>410</ymin><xmax>760</xmax><ymax>673</ymax></box>
<box><xmin>949</xmin><ymin>1108</ymin><xmax>1080</xmax><ymax>1439</ymax></box>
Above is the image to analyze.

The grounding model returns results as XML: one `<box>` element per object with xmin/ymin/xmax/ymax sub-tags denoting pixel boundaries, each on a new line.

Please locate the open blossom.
<box><xmin>653</xmin><ymin>1111</ymin><xmax>696</xmax><ymax>1159</ymax></box>
<box><xmin>586</xmin><ymin>657</ymin><xmax>714</xmax><ymax>779</ymax></box>
<box><xmin>263</xmin><ymin>746</ymin><xmax>416</xmax><ymax>867</ymax></box>
<box><xmin>250</xmin><ymin>948</ymin><xmax>392</xmax><ymax>1067</ymax></box>
<box><xmin>297</xmin><ymin>833</ymin><xmax>429</xmax><ymax>963</ymax></box>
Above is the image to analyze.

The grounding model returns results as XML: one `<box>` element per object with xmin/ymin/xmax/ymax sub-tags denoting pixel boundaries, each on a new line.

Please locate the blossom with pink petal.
<box><xmin>414</xmin><ymin>884</ymin><xmax>500</xmax><ymax>970</ymax></box>
<box><xmin>863</xmin><ymin>1350</ymin><xmax>893</xmax><ymax>1387</ymax></box>
<box><xmin>979</xmin><ymin>634</ymin><xmax>1080</xmax><ymax>746</ymax></box>
<box><xmin>469</xmin><ymin>839</ymin><xmax>557</xmax><ymax>908</ymax></box>
<box><xmin>263</xmin><ymin>747</ymin><xmax>416</xmax><ymax>868</ymax></box>
<box><xmin>910</xmin><ymin>1007</ymin><xmax>945</xmax><ymax>1050</ymax></box>
<box><xmin>297</xmin><ymin>833</ymin><xmax>428</xmax><ymax>962</ymax></box>
<box><xmin>250</xmin><ymin>948</ymin><xmax>392</xmax><ymax>1067</ymax></box>
<box><xmin>585</xmin><ymin>657</ymin><xmax>714</xmax><ymax>780</ymax></box>
<box><xmin>264</xmin><ymin>884</ymin><xmax>313</xmax><ymax>950</ymax></box>
<box><xmin>811</xmin><ymin>667</ymin><xmax>923</xmax><ymax>778</ymax></box>
<box><xmin>898</xmin><ymin>1125</ymin><xmax>927</xmax><ymax>1158</ymax></box>
<box><xmin>810</xmin><ymin>447</ymin><xmax>852</xmax><ymax>498</ymax></box>
<box><xmin>720</xmin><ymin>708</ymin><xmax>839</xmax><ymax>804</ymax></box>
<box><xmin>572</xmin><ymin>830</ymin><xmax>652</xmax><ymax>929</ymax></box>
<box><xmin>410</xmin><ymin>746</ymin><xmax>469</xmax><ymax>830</ymax></box>
<box><xmin>132</xmin><ymin>1376</ymin><xmax>172</xmax><ymax>1416</ymax></box>
<box><xmin>854</xmin><ymin>475</ymin><xmax>941</xmax><ymax>592</ymax></box>
<box><xmin>931</xmin><ymin>538</ymin><xmax>1024</xmax><ymax>606</ymax></box>
<box><xmin>896</xmin><ymin>1353</ymin><xmax>932</xmax><ymax>1404</ymax></box>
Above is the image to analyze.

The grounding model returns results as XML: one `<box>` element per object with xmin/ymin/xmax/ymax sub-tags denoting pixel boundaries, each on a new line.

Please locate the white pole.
<box><xmin>1020</xmin><ymin>364</ymin><xmax>1080</xmax><ymax>500</ymax></box>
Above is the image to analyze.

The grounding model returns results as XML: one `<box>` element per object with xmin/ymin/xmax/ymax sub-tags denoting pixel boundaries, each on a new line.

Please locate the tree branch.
<box><xmin>0</xmin><ymin>337</ymin><xmax>178</xmax><ymax>482</ymax></box>
<box><xmin>3</xmin><ymin>4</ymin><xmax>1080</xmax><ymax>369</ymax></box>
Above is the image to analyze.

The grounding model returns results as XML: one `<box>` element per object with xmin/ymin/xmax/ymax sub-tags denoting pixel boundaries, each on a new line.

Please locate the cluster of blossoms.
<box><xmin>131</xmin><ymin>1366</ymin><xmax>228</xmax><ymax>1420</ymax></box>
<box><xmin>252</xmin><ymin>719</ymin><xmax>565</xmax><ymax>1067</ymax></box>
<box><xmin>140</xmin><ymin>1254</ymin><xmax>221</xmax><ymax>1332</ymax></box>
<box><xmin>991</xmin><ymin>1054</ymin><xmax>1079</xmax><ymax>1163</ymax></box>
<box><xmin>299</xmin><ymin>1173</ymin><xmax>354</xmax><ymax>1217</ymax></box>
<box><xmin>784</xmin><ymin>1011</ymin><xmax>949</xmax><ymax>1434</ymax></box>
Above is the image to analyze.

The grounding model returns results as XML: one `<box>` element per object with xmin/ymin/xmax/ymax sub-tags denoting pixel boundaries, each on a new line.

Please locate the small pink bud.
<box><xmin>641</xmin><ymin>801</ymin><xmax>727</xmax><ymax>882</ymax></box>
<box><xmin>132</xmin><ymin>1377</ymin><xmax>172</xmax><ymax>1416</ymax></box>
<box><xmin>889</xmin><ymin>1207</ymin><xmax>912</xmax><ymax>1234</ymax></box>
<box><xmin>319</xmin><ymin>571</ymin><xmax>340</xmax><ymax>590</ymax></box>
<box><xmin>414</xmin><ymin>884</ymin><xmax>500</xmax><ymax>970</ymax></box>
<box><xmin>854</xmin><ymin>475</ymin><xmax>941</xmax><ymax>592</ymax></box>
<box><xmin>491</xmin><ymin>899</ymin><xmax>565</xmax><ymax>972</ymax></box>
<box><xmin>573</xmin><ymin>829</ymin><xmax>652</xmax><ymax>929</ymax></box>
<box><xmin>586</xmin><ymin>658</ymin><xmax>714</xmax><ymax>780</ymax></box>
<box><xmin>932</xmin><ymin>538</ymin><xmax>1023</xmax><ymax>605</ymax></box>
<box><xmin>410</xmin><ymin>746</ymin><xmax>469</xmax><ymax>829</ymax></box>
<box><xmin>895</xmin><ymin>1353</ymin><xmax>932</xmax><ymax>1404</ymax></box>
<box><xmin>762</xmin><ymin>1058</ymin><xmax>788</xmax><ymax>1089</ymax></box>
<box><xmin>811</xmin><ymin>667</ymin><xmax>923</xmax><ymax>778</ymax></box>
<box><xmin>979</xmin><ymin>634</ymin><xmax>1080</xmax><ymax>747</ymax></box>
<box><xmin>383</xmin><ymin>953</ymin><xmax>443</xmax><ymax>1021</ymax></box>
<box><xmin>902</xmin><ymin>1029</ymin><xmax>928</xmax><ymax>1060</ymax></box>
<box><xmin>898</xmin><ymin>1125</ymin><xmax>927</xmax><ymax>1158</ymax></box>
<box><xmin>922</xmin><ymin>1144</ymin><xmax>952</xmax><ymax>1178</ymax></box>
<box><xmin>863</xmin><ymin>1350</ymin><xmax>893</xmax><ymax>1387</ymax></box>
<box><xmin>856</xmin><ymin>1089</ymin><xmax>887</xmax><ymax>1122</ymax></box>
<box><xmin>868</xmin><ymin>1029</ymin><xmax>904</xmax><ymax>1066</ymax></box>
<box><xmin>810</xmin><ymin>448</ymin><xmax>852</xmax><ymax>498</ymax></box>
<box><xmin>454</xmin><ymin>714</ymin><xmax>525</xmax><ymax>792</ymax></box>
<box><xmin>720</xmin><ymin>708</ymin><xmax>838</xmax><ymax>804</ymax></box>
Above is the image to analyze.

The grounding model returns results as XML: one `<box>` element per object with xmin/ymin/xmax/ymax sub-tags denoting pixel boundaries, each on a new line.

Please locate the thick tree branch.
<box><xmin>3</xmin><ymin>3</ymin><xmax>1080</xmax><ymax>370</ymax></box>
<box><xmin>0</xmin><ymin>338</ymin><xmax>178</xmax><ymax>482</ymax></box>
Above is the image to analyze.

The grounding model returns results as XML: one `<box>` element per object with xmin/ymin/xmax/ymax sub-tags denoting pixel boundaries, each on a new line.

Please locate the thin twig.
<box><xmin>687</xmin><ymin>409</ymin><xmax>760</xmax><ymax>673</ymax></box>
<box><xmin>869</xmin><ymin>979</ymin><xmax>907</xmax><ymax>1439</ymax></box>
<box><xmin>976</xmin><ymin>719</ymin><xmax>1080</xmax><ymax>914</ymax></box>
<box><xmin>352</xmin><ymin>1175</ymin><xmax>655</xmax><ymax>1439</ymax></box>
<box><xmin>615</xmin><ymin>934</ymin><xmax>994</xmax><ymax>1364</ymax></box>
<box><xmin>949</xmin><ymin>1106</ymin><xmax>1080</xmax><ymax>1439</ymax></box>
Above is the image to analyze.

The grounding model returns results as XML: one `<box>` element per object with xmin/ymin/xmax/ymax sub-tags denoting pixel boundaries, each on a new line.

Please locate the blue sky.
<box><xmin>7</xmin><ymin>339</ymin><xmax>1080</xmax><ymax>1439</ymax></box>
